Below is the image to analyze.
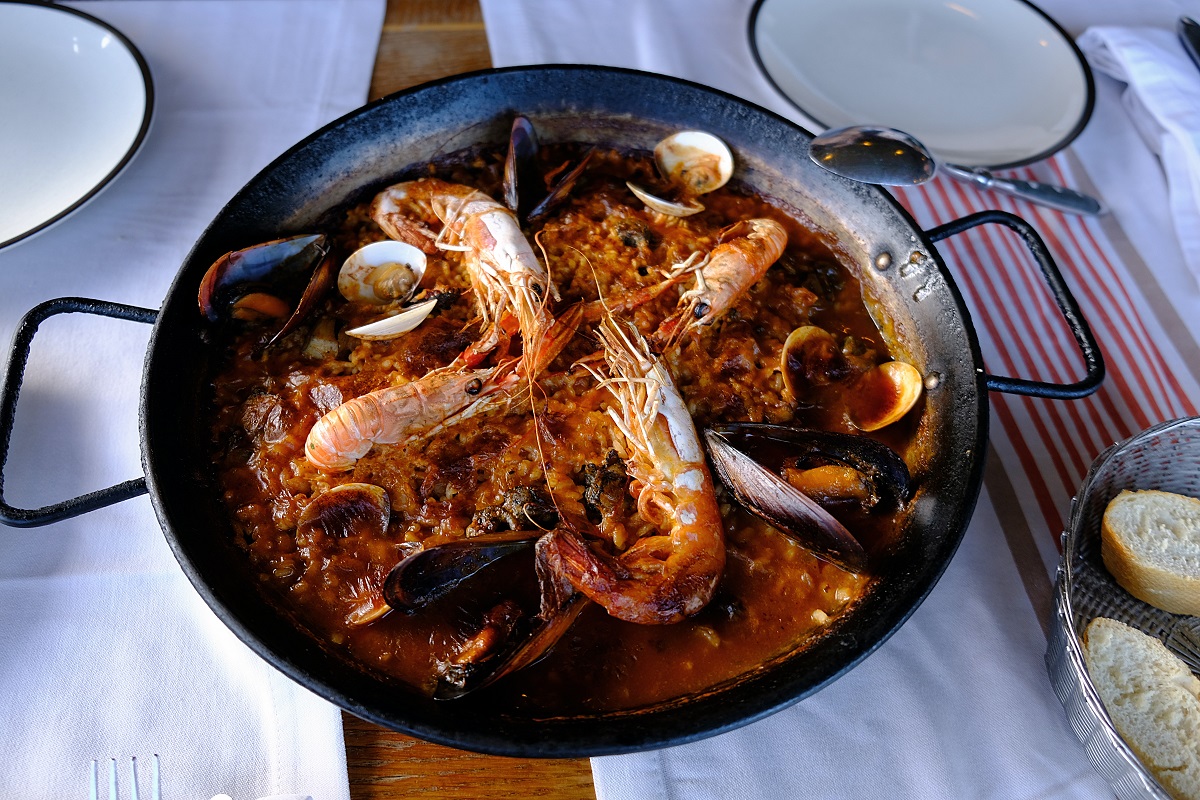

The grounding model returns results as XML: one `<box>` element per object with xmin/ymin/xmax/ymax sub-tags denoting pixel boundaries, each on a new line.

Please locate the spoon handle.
<box><xmin>941</xmin><ymin>164</ymin><xmax>1105</xmax><ymax>216</ymax></box>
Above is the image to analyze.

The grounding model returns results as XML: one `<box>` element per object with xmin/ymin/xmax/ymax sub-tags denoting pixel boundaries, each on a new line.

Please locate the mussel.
<box><xmin>703</xmin><ymin>424</ymin><xmax>914</xmax><ymax>571</ymax></box>
<box><xmin>434</xmin><ymin>592</ymin><xmax>586</xmax><ymax>700</ymax></box>
<box><xmin>382</xmin><ymin>529</ymin><xmax>542</xmax><ymax>613</ymax></box>
<box><xmin>502</xmin><ymin>114</ymin><xmax>595</xmax><ymax>224</ymax></box>
<box><xmin>627</xmin><ymin>130</ymin><xmax>734</xmax><ymax>217</ymax></box>
<box><xmin>197</xmin><ymin>233</ymin><xmax>336</xmax><ymax>346</ymax></box>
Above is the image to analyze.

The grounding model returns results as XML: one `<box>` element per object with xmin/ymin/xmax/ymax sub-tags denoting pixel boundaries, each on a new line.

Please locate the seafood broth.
<box><xmin>206</xmin><ymin>141</ymin><xmax>921</xmax><ymax>713</ymax></box>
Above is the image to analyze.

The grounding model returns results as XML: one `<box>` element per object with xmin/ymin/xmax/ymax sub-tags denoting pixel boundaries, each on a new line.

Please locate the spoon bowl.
<box><xmin>809</xmin><ymin>126</ymin><xmax>935</xmax><ymax>187</ymax></box>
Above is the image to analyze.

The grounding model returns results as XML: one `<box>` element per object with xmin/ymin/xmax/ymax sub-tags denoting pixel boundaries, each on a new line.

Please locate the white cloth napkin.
<box><xmin>1078</xmin><ymin>25</ymin><xmax>1200</xmax><ymax>286</ymax></box>
<box><xmin>478</xmin><ymin>1</ymin><xmax>1128</xmax><ymax>797</ymax></box>
<box><xmin>0</xmin><ymin>1</ymin><xmax>384</xmax><ymax>797</ymax></box>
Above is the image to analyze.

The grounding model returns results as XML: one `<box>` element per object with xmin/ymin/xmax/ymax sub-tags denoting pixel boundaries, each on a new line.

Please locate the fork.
<box><xmin>89</xmin><ymin>756</ymin><xmax>160</xmax><ymax>800</ymax></box>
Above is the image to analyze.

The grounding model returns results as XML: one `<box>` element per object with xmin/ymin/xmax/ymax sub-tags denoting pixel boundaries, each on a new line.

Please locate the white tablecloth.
<box><xmin>0</xmin><ymin>2</ymin><xmax>384</xmax><ymax>798</ymax></box>
<box><xmin>478</xmin><ymin>0</ymin><xmax>1200</xmax><ymax>798</ymax></box>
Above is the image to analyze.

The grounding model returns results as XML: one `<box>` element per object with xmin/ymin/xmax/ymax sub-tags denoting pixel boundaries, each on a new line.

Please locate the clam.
<box><xmin>338</xmin><ymin>240</ymin><xmax>438</xmax><ymax>340</ymax></box>
<box><xmin>626</xmin><ymin>181</ymin><xmax>705</xmax><ymax>217</ymax></box>
<box><xmin>627</xmin><ymin>130</ymin><xmax>733</xmax><ymax>217</ymax></box>
<box><xmin>197</xmin><ymin>234</ymin><xmax>336</xmax><ymax>347</ymax></box>
<box><xmin>338</xmin><ymin>240</ymin><xmax>427</xmax><ymax>305</ymax></box>
<box><xmin>344</xmin><ymin>297</ymin><xmax>438</xmax><ymax>340</ymax></box>
<box><xmin>654</xmin><ymin>131</ymin><xmax>734</xmax><ymax>195</ymax></box>
<box><xmin>848</xmin><ymin>361</ymin><xmax>923</xmax><ymax>432</ymax></box>
<box><xmin>780</xmin><ymin>325</ymin><xmax>849</xmax><ymax>398</ymax></box>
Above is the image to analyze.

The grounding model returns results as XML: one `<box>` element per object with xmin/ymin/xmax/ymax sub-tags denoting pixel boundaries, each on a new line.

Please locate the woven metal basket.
<box><xmin>1046</xmin><ymin>416</ymin><xmax>1200</xmax><ymax>798</ymax></box>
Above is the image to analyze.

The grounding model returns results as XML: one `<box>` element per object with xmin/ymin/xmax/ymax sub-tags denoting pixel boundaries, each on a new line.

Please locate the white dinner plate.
<box><xmin>0</xmin><ymin>1</ymin><xmax>153</xmax><ymax>250</ymax></box>
<box><xmin>748</xmin><ymin>0</ymin><xmax>1093</xmax><ymax>168</ymax></box>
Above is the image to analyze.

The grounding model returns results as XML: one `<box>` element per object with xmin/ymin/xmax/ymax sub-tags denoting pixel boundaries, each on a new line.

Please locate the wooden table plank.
<box><xmin>369</xmin><ymin>0</ymin><xmax>493</xmax><ymax>100</ymax></box>
<box><xmin>347</xmin><ymin>3</ymin><xmax>597</xmax><ymax>797</ymax></box>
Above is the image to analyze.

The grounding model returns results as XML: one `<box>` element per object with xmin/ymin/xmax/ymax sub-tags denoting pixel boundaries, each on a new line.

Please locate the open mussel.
<box><xmin>703</xmin><ymin>424</ymin><xmax>914</xmax><ymax>571</ymax></box>
<box><xmin>502</xmin><ymin>114</ymin><xmax>595</xmax><ymax>224</ymax></box>
<box><xmin>704</xmin><ymin>429</ymin><xmax>866</xmax><ymax>572</ymax></box>
<box><xmin>434</xmin><ymin>592</ymin><xmax>586</xmax><ymax>700</ymax></box>
<box><xmin>197</xmin><ymin>233</ymin><xmax>336</xmax><ymax>346</ymax></box>
<box><xmin>627</xmin><ymin>130</ymin><xmax>734</xmax><ymax>217</ymax></box>
<box><xmin>708</xmin><ymin>423</ymin><xmax>912</xmax><ymax>511</ymax></box>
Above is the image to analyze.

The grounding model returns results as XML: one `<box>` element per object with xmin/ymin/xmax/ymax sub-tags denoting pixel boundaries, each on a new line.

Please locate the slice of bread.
<box><xmin>1083</xmin><ymin>617</ymin><xmax>1200</xmax><ymax>800</ymax></box>
<box><xmin>1101</xmin><ymin>490</ymin><xmax>1200</xmax><ymax>616</ymax></box>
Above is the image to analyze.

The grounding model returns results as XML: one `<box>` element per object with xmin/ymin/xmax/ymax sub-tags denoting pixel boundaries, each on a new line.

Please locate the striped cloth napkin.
<box><xmin>479</xmin><ymin>0</ymin><xmax>1200</xmax><ymax>797</ymax></box>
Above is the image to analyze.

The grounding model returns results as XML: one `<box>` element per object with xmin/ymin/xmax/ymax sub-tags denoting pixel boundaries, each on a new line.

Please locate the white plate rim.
<box><xmin>0</xmin><ymin>0</ymin><xmax>155</xmax><ymax>251</ymax></box>
<box><xmin>746</xmin><ymin>0</ymin><xmax>1095</xmax><ymax>170</ymax></box>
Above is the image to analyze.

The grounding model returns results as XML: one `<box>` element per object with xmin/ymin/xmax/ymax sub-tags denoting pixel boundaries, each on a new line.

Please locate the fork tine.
<box><xmin>89</xmin><ymin>760</ymin><xmax>99</xmax><ymax>800</ymax></box>
<box><xmin>152</xmin><ymin>755</ymin><xmax>161</xmax><ymax>800</ymax></box>
<box><xmin>109</xmin><ymin>759</ymin><xmax>118</xmax><ymax>800</ymax></box>
<box><xmin>130</xmin><ymin>757</ymin><xmax>140</xmax><ymax>800</ymax></box>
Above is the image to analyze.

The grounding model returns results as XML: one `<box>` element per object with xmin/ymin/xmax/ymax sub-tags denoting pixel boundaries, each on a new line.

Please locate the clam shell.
<box><xmin>344</xmin><ymin>297</ymin><xmax>438</xmax><ymax>340</ymax></box>
<box><xmin>655</xmin><ymin>131</ymin><xmax>733</xmax><ymax>195</ymax></box>
<box><xmin>626</xmin><ymin>181</ymin><xmax>704</xmax><ymax>217</ymax></box>
<box><xmin>338</xmin><ymin>240</ymin><xmax>427</xmax><ymax>305</ymax></box>
<box><xmin>849</xmin><ymin>361</ymin><xmax>923</xmax><ymax>432</ymax></box>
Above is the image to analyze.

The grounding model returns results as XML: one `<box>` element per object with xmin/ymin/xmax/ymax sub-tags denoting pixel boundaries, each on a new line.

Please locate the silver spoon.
<box><xmin>809</xmin><ymin>125</ymin><xmax>1104</xmax><ymax>216</ymax></box>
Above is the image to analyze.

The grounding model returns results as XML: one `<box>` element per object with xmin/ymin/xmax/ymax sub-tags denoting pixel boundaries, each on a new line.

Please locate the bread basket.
<box><xmin>1047</xmin><ymin>416</ymin><xmax>1200</xmax><ymax>799</ymax></box>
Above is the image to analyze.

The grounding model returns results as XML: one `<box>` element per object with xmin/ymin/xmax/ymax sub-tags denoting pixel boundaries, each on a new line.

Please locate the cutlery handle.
<box><xmin>942</xmin><ymin>164</ymin><xmax>1105</xmax><ymax>216</ymax></box>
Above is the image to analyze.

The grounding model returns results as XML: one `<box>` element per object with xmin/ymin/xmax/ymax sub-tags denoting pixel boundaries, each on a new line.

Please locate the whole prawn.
<box><xmin>653</xmin><ymin>217</ymin><xmax>788</xmax><ymax>349</ymax></box>
<box><xmin>540</xmin><ymin>316</ymin><xmax>725</xmax><ymax>625</ymax></box>
<box><xmin>372</xmin><ymin>178</ymin><xmax>554</xmax><ymax>375</ymax></box>
<box><xmin>306</xmin><ymin>304</ymin><xmax>582</xmax><ymax>472</ymax></box>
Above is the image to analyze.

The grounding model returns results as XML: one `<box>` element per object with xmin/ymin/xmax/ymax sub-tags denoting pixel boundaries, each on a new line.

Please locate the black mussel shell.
<box><xmin>704</xmin><ymin>430</ymin><xmax>867</xmax><ymax>572</ymax></box>
<box><xmin>197</xmin><ymin>233</ymin><xmax>328</xmax><ymax>321</ymax></box>
<box><xmin>434</xmin><ymin>593</ymin><xmax>586</xmax><ymax>700</ymax></box>
<box><xmin>382</xmin><ymin>529</ymin><xmax>542</xmax><ymax>613</ymax></box>
<box><xmin>708</xmin><ymin>423</ymin><xmax>913</xmax><ymax>511</ymax></box>
<box><xmin>503</xmin><ymin>115</ymin><xmax>541</xmax><ymax>220</ymax></box>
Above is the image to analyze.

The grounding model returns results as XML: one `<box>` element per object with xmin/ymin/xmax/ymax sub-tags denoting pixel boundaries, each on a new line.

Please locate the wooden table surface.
<box><xmin>344</xmin><ymin>2</ymin><xmax>598</xmax><ymax>797</ymax></box>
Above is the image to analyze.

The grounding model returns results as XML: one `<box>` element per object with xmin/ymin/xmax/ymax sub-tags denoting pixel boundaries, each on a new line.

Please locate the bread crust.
<box><xmin>1101</xmin><ymin>490</ymin><xmax>1200</xmax><ymax>617</ymax></box>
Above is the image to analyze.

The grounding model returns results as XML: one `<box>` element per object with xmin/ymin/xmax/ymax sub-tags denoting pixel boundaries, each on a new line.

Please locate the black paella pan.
<box><xmin>0</xmin><ymin>66</ymin><xmax>1104</xmax><ymax>756</ymax></box>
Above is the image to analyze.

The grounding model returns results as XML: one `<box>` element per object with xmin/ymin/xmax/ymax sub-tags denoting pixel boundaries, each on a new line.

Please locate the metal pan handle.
<box><xmin>0</xmin><ymin>297</ymin><xmax>157</xmax><ymax>528</ymax></box>
<box><xmin>926</xmin><ymin>210</ymin><xmax>1105</xmax><ymax>399</ymax></box>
